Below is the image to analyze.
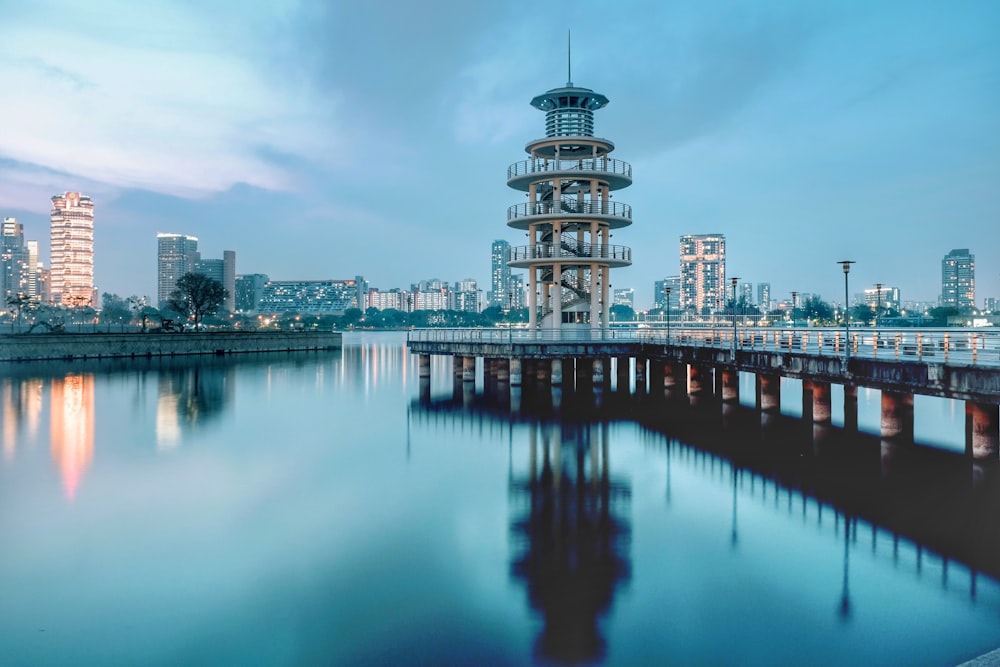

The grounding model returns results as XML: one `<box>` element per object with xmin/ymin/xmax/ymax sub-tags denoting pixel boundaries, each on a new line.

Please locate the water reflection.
<box><xmin>156</xmin><ymin>366</ymin><xmax>234</xmax><ymax>448</ymax></box>
<box><xmin>412</xmin><ymin>388</ymin><xmax>632</xmax><ymax>663</ymax></box>
<box><xmin>511</xmin><ymin>419</ymin><xmax>630</xmax><ymax>663</ymax></box>
<box><xmin>50</xmin><ymin>374</ymin><xmax>94</xmax><ymax>500</ymax></box>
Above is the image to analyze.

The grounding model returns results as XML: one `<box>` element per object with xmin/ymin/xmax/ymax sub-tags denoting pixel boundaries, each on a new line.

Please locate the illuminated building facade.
<box><xmin>50</xmin><ymin>193</ymin><xmax>94</xmax><ymax>306</ymax></box>
<box><xmin>679</xmin><ymin>233</ymin><xmax>726</xmax><ymax>314</ymax></box>
<box><xmin>491</xmin><ymin>240</ymin><xmax>512</xmax><ymax>308</ymax></box>
<box><xmin>1</xmin><ymin>217</ymin><xmax>30</xmax><ymax>300</ymax></box>
<box><xmin>157</xmin><ymin>233</ymin><xmax>199</xmax><ymax>307</ymax></box>
<box><xmin>257</xmin><ymin>279</ymin><xmax>359</xmax><ymax>314</ymax></box>
<box><xmin>941</xmin><ymin>248</ymin><xmax>975</xmax><ymax>309</ymax></box>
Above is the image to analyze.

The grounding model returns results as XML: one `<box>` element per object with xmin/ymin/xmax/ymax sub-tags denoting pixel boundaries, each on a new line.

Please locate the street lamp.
<box><xmin>838</xmin><ymin>260</ymin><xmax>855</xmax><ymax>361</ymax></box>
<box><xmin>875</xmin><ymin>282</ymin><xmax>882</xmax><ymax>327</ymax></box>
<box><xmin>665</xmin><ymin>286</ymin><xmax>671</xmax><ymax>344</ymax></box>
<box><xmin>790</xmin><ymin>291</ymin><xmax>798</xmax><ymax>325</ymax></box>
<box><xmin>730</xmin><ymin>276</ymin><xmax>740</xmax><ymax>355</ymax></box>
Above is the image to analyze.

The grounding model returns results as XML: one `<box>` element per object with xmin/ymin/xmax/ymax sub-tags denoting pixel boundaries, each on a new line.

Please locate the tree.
<box><xmin>6</xmin><ymin>293</ymin><xmax>32</xmax><ymax>333</ymax></box>
<box><xmin>167</xmin><ymin>273</ymin><xmax>228</xmax><ymax>327</ymax></box>
<box><xmin>610</xmin><ymin>304</ymin><xmax>636</xmax><ymax>322</ymax></box>
<box><xmin>850</xmin><ymin>304</ymin><xmax>874</xmax><ymax>326</ymax></box>
<box><xmin>101</xmin><ymin>292</ymin><xmax>132</xmax><ymax>332</ymax></box>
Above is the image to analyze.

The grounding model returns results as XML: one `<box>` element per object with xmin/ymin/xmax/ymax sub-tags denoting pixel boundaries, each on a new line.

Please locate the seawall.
<box><xmin>0</xmin><ymin>331</ymin><xmax>342</xmax><ymax>363</ymax></box>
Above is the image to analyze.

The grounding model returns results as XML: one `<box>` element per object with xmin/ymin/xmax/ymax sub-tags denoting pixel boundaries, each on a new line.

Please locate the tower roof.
<box><xmin>529</xmin><ymin>86</ymin><xmax>609</xmax><ymax>113</ymax></box>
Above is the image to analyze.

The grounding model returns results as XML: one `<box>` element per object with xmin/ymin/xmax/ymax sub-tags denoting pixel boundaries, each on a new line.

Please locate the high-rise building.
<box><xmin>613</xmin><ymin>288</ymin><xmax>634</xmax><ymax>308</ymax></box>
<box><xmin>194</xmin><ymin>250</ymin><xmax>236</xmax><ymax>313</ymax></box>
<box><xmin>941</xmin><ymin>248</ymin><xmax>975</xmax><ymax>309</ymax></box>
<box><xmin>740</xmin><ymin>282</ymin><xmax>753</xmax><ymax>305</ymax></box>
<box><xmin>453</xmin><ymin>279</ymin><xmax>481</xmax><ymax>313</ymax></box>
<box><xmin>864</xmin><ymin>286</ymin><xmax>901</xmax><ymax>312</ymax></box>
<box><xmin>234</xmin><ymin>274</ymin><xmax>270</xmax><ymax>313</ymax></box>
<box><xmin>1</xmin><ymin>217</ymin><xmax>30</xmax><ymax>300</ymax></box>
<box><xmin>757</xmin><ymin>282</ymin><xmax>771</xmax><ymax>311</ymax></box>
<box><xmin>506</xmin><ymin>73</ymin><xmax>633</xmax><ymax>330</ymax></box>
<box><xmin>257</xmin><ymin>279</ymin><xmax>360</xmax><ymax>314</ymax></box>
<box><xmin>679</xmin><ymin>233</ymin><xmax>726</xmax><ymax>314</ymax></box>
<box><xmin>491</xmin><ymin>240</ymin><xmax>512</xmax><ymax>308</ymax></box>
<box><xmin>510</xmin><ymin>274</ymin><xmax>525</xmax><ymax>309</ymax></box>
<box><xmin>157</xmin><ymin>233</ymin><xmax>199</xmax><ymax>307</ymax></box>
<box><xmin>49</xmin><ymin>193</ymin><xmax>95</xmax><ymax>306</ymax></box>
<box><xmin>653</xmin><ymin>276</ymin><xmax>681</xmax><ymax>311</ymax></box>
<box><xmin>25</xmin><ymin>240</ymin><xmax>39</xmax><ymax>299</ymax></box>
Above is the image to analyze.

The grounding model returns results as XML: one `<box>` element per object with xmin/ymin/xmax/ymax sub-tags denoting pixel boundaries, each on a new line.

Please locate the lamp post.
<box><xmin>790</xmin><ymin>291</ymin><xmax>798</xmax><ymax>325</ymax></box>
<box><xmin>665</xmin><ymin>286</ymin><xmax>671</xmax><ymax>344</ymax></box>
<box><xmin>838</xmin><ymin>260</ymin><xmax>855</xmax><ymax>361</ymax></box>
<box><xmin>875</xmin><ymin>282</ymin><xmax>882</xmax><ymax>327</ymax></box>
<box><xmin>730</xmin><ymin>276</ymin><xmax>740</xmax><ymax>355</ymax></box>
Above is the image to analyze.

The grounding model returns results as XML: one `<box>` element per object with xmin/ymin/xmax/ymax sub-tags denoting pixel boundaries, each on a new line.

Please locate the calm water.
<box><xmin>2</xmin><ymin>331</ymin><xmax>1000</xmax><ymax>666</ymax></box>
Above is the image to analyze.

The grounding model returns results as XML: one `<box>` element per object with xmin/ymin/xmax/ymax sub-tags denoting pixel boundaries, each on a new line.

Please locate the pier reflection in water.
<box><xmin>3</xmin><ymin>333</ymin><xmax>1000</xmax><ymax>666</ymax></box>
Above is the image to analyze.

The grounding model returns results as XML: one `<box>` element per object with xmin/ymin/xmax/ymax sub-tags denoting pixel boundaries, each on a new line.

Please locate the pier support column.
<box><xmin>616</xmin><ymin>357</ymin><xmax>630</xmax><ymax>392</ymax></box>
<box><xmin>592</xmin><ymin>358</ymin><xmax>605</xmax><ymax>385</ymax></box>
<box><xmin>688</xmin><ymin>364</ymin><xmax>712</xmax><ymax>398</ymax></box>
<box><xmin>496</xmin><ymin>358</ymin><xmax>509</xmax><ymax>383</ymax></box>
<box><xmin>812</xmin><ymin>381</ymin><xmax>832</xmax><ymax>423</ymax></box>
<box><xmin>452</xmin><ymin>355</ymin><xmax>463</xmax><ymax>385</ymax></box>
<box><xmin>550</xmin><ymin>358</ymin><xmax>563</xmax><ymax>386</ymax></box>
<box><xmin>418</xmin><ymin>354</ymin><xmax>431</xmax><ymax>379</ymax></box>
<box><xmin>721</xmin><ymin>369</ymin><xmax>739</xmax><ymax>403</ymax></box>
<box><xmin>968</xmin><ymin>401</ymin><xmax>1000</xmax><ymax>460</ymax></box>
<box><xmin>462</xmin><ymin>356</ymin><xmax>476</xmax><ymax>383</ymax></box>
<box><xmin>635</xmin><ymin>358</ymin><xmax>647</xmax><ymax>392</ymax></box>
<box><xmin>536</xmin><ymin>359</ymin><xmax>550</xmax><ymax>384</ymax></box>
<box><xmin>801</xmin><ymin>380</ymin><xmax>814</xmax><ymax>422</ymax></box>
<box><xmin>880</xmin><ymin>391</ymin><xmax>914</xmax><ymax>441</ymax></box>
<box><xmin>844</xmin><ymin>384</ymin><xmax>858</xmax><ymax>432</ymax></box>
<box><xmin>759</xmin><ymin>373</ymin><xmax>780</xmax><ymax>412</ymax></box>
<box><xmin>509</xmin><ymin>358</ymin><xmax>522</xmax><ymax>386</ymax></box>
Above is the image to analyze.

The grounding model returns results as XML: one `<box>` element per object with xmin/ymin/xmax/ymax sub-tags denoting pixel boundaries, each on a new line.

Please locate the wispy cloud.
<box><xmin>0</xmin><ymin>0</ymin><xmax>342</xmax><ymax>206</ymax></box>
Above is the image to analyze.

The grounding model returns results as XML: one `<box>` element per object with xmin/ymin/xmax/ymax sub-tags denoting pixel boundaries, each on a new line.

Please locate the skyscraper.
<box><xmin>491</xmin><ymin>240</ymin><xmax>511</xmax><ymax>308</ymax></box>
<box><xmin>757</xmin><ymin>282</ymin><xmax>771</xmax><ymax>311</ymax></box>
<box><xmin>679</xmin><ymin>233</ymin><xmax>725</xmax><ymax>314</ymax></box>
<box><xmin>50</xmin><ymin>193</ymin><xmax>95</xmax><ymax>306</ymax></box>
<box><xmin>194</xmin><ymin>250</ymin><xmax>236</xmax><ymax>312</ymax></box>
<box><xmin>1</xmin><ymin>217</ymin><xmax>30</xmax><ymax>300</ymax></box>
<box><xmin>941</xmin><ymin>248</ymin><xmax>975</xmax><ymax>309</ymax></box>
<box><xmin>654</xmin><ymin>276</ymin><xmax>681</xmax><ymax>311</ymax></box>
<box><xmin>157</xmin><ymin>233</ymin><xmax>199</xmax><ymax>307</ymax></box>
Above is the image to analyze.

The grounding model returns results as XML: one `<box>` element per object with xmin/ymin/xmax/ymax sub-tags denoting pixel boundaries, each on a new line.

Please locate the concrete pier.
<box><xmin>970</xmin><ymin>401</ymin><xmax>1000</xmax><ymax>460</ymax></box>
<box><xmin>551</xmin><ymin>358</ymin><xmax>563</xmax><ymax>386</ymax></box>
<box><xmin>759</xmin><ymin>374</ymin><xmax>781</xmax><ymax>412</ymax></box>
<box><xmin>880</xmin><ymin>391</ymin><xmax>914</xmax><ymax>441</ymax></box>
<box><xmin>721</xmin><ymin>369</ymin><xmax>739</xmax><ymax>403</ymax></box>
<box><xmin>812</xmin><ymin>381</ymin><xmax>832</xmax><ymax>423</ymax></box>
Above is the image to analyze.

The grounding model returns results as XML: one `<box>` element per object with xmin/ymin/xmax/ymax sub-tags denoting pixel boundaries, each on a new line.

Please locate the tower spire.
<box><xmin>567</xmin><ymin>30</ymin><xmax>573</xmax><ymax>87</ymax></box>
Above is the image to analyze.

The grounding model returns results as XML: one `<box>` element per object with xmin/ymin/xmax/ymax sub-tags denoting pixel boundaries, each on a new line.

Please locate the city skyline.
<box><xmin>0</xmin><ymin>1</ymin><xmax>997</xmax><ymax>307</ymax></box>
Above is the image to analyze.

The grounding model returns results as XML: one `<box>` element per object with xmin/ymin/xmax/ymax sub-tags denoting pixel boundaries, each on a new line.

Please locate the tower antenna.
<box><xmin>567</xmin><ymin>30</ymin><xmax>573</xmax><ymax>87</ymax></box>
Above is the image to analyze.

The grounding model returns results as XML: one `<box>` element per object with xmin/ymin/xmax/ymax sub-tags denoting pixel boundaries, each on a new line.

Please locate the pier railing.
<box><xmin>407</xmin><ymin>327</ymin><xmax>1000</xmax><ymax>367</ymax></box>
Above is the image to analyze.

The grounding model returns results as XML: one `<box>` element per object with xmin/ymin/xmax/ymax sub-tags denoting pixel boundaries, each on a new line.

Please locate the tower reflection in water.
<box><xmin>50</xmin><ymin>374</ymin><xmax>95</xmax><ymax>500</ymax></box>
<box><xmin>413</xmin><ymin>386</ymin><xmax>631</xmax><ymax>664</ymax></box>
<box><xmin>156</xmin><ymin>366</ymin><xmax>233</xmax><ymax>448</ymax></box>
<box><xmin>510</xmin><ymin>417</ymin><xmax>630</xmax><ymax>663</ymax></box>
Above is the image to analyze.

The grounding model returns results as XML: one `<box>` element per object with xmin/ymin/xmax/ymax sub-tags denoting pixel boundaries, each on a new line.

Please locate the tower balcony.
<box><xmin>506</xmin><ymin>199</ymin><xmax>632</xmax><ymax>230</ymax></box>
<box><xmin>507</xmin><ymin>243</ymin><xmax>632</xmax><ymax>269</ymax></box>
<box><xmin>507</xmin><ymin>157</ymin><xmax>632</xmax><ymax>191</ymax></box>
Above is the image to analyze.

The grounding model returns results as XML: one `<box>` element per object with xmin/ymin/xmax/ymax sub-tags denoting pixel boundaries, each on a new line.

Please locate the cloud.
<box><xmin>0</xmin><ymin>0</ymin><xmax>342</xmax><ymax>205</ymax></box>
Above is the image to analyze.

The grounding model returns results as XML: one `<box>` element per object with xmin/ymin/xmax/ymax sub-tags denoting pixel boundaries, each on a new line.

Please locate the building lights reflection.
<box><xmin>50</xmin><ymin>374</ymin><xmax>95</xmax><ymax>500</ymax></box>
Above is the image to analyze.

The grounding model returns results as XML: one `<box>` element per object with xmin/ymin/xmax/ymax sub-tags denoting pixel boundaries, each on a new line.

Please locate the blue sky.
<box><xmin>1</xmin><ymin>0</ymin><xmax>997</xmax><ymax>309</ymax></box>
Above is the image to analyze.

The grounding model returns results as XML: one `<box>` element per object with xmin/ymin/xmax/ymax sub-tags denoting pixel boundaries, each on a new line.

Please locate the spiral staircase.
<box><xmin>504</xmin><ymin>80</ymin><xmax>633</xmax><ymax>331</ymax></box>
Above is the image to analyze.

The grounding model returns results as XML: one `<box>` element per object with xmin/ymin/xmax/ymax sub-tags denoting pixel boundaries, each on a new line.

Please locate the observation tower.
<box><xmin>506</xmin><ymin>62</ymin><xmax>632</xmax><ymax>332</ymax></box>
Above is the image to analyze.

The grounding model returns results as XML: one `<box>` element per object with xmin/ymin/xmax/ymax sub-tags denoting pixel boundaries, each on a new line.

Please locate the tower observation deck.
<box><xmin>506</xmin><ymin>75</ymin><xmax>632</xmax><ymax>331</ymax></box>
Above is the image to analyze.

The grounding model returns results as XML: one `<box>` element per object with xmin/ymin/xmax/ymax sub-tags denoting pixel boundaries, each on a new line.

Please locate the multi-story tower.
<box><xmin>194</xmin><ymin>250</ymin><xmax>236</xmax><ymax>312</ymax></box>
<box><xmin>234</xmin><ymin>273</ymin><xmax>270</xmax><ymax>312</ymax></box>
<box><xmin>679</xmin><ymin>234</ymin><xmax>726</xmax><ymax>315</ymax></box>
<box><xmin>50</xmin><ymin>193</ymin><xmax>95</xmax><ymax>306</ymax></box>
<box><xmin>490</xmin><ymin>240</ymin><xmax>512</xmax><ymax>308</ymax></box>
<box><xmin>510</xmin><ymin>274</ymin><xmax>525</xmax><ymax>309</ymax></box>
<box><xmin>1</xmin><ymin>217</ymin><xmax>30</xmax><ymax>299</ymax></box>
<box><xmin>25</xmin><ymin>240</ymin><xmax>39</xmax><ymax>299</ymax></box>
<box><xmin>757</xmin><ymin>282</ymin><xmax>771</xmax><ymax>311</ymax></box>
<box><xmin>941</xmin><ymin>248</ymin><xmax>975</xmax><ymax>309</ymax></box>
<box><xmin>506</xmin><ymin>73</ymin><xmax>633</xmax><ymax>330</ymax></box>
<box><xmin>653</xmin><ymin>276</ymin><xmax>681</xmax><ymax>311</ymax></box>
<box><xmin>453</xmin><ymin>279</ymin><xmax>481</xmax><ymax>313</ymax></box>
<box><xmin>157</xmin><ymin>233</ymin><xmax>199</xmax><ymax>307</ymax></box>
<box><xmin>740</xmin><ymin>282</ymin><xmax>753</xmax><ymax>305</ymax></box>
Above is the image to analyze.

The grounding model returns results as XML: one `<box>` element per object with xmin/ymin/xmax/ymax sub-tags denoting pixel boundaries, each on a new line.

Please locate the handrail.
<box><xmin>507</xmin><ymin>243</ymin><xmax>632</xmax><ymax>262</ymax></box>
<box><xmin>507</xmin><ymin>200</ymin><xmax>632</xmax><ymax>221</ymax></box>
<box><xmin>406</xmin><ymin>326</ymin><xmax>1000</xmax><ymax>368</ymax></box>
<box><xmin>507</xmin><ymin>157</ymin><xmax>632</xmax><ymax>180</ymax></box>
